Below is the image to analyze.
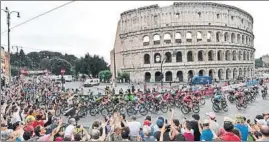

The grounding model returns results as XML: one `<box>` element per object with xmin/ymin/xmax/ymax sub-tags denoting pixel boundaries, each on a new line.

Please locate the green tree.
<box><xmin>99</xmin><ymin>70</ymin><xmax>112</xmax><ymax>82</ymax></box>
<box><xmin>27</xmin><ymin>52</ymin><xmax>41</xmax><ymax>69</ymax></box>
<box><xmin>255</xmin><ymin>58</ymin><xmax>263</xmax><ymax>68</ymax></box>
<box><xmin>117</xmin><ymin>71</ymin><xmax>130</xmax><ymax>83</ymax></box>
<box><xmin>50</xmin><ymin>58</ymin><xmax>72</xmax><ymax>75</ymax></box>
<box><xmin>11</xmin><ymin>66</ymin><xmax>19</xmax><ymax>76</ymax></box>
<box><xmin>74</xmin><ymin>58</ymin><xmax>83</xmax><ymax>75</ymax></box>
<box><xmin>40</xmin><ymin>58</ymin><xmax>51</xmax><ymax>70</ymax></box>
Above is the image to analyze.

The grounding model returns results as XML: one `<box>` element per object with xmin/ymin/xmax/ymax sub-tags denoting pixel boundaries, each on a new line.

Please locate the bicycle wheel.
<box><xmin>242</xmin><ymin>101</ymin><xmax>247</xmax><ymax>108</ymax></box>
<box><xmin>181</xmin><ymin>104</ymin><xmax>189</xmax><ymax>115</ymax></box>
<box><xmin>118</xmin><ymin>104</ymin><xmax>127</xmax><ymax>114</ymax></box>
<box><xmin>211</xmin><ymin>96</ymin><xmax>215</xmax><ymax>103</ymax></box>
<box><xmin>227</xmin><ymin>95</ymin><xmax>234</xmax><ymax>103</ymax></box>
<box><xmin>139</xmin><ymin>105</ymin><xmax>148</xmax><ymax>116</ymax></box>
<box><xmin>192</xmin><ymin>104</ymin><xmax>200</xmax><ymax>113</ymax></box>
<box><xmin>235</xmin><ymin>102</ymin><xmax>242</xmax><ymax>110</ymax></box>
<box><xmin>126</xmin><ymin>105</ymin><xmax>135</xmax><ymax>116</ymax></box>
<box><xmin>168</xmin><ymin>99</ymin><xmax>175</xmax><ymax>107</ymax></box>
<box><xmin>174</xmin><ymin>98</ymin><xmax>182</xmax><ymax>108</ymax></box>
<box><xmin>160</xmin><ymin>102</ymin><xmax>169</xmax><ymax>113</ymax></box>
<box><xmin>222</xmin><ymin>103</ymin><xmax>229</xmax><ymax>112</ymax></box>
<box><xmin>147</xmin><ymin>102</ymin><xmax>156</xmax><ymax>113</ymax></box>
<box><xmin>199</xmin><ymin>98</ymin><xmax>206</xmax><ymax>105</ymax></box>
<box><xmin>89</xmin><ymin>107</ymin><xmax>97</xmax><ymax>116</ymax></box>
<box><xmin>212</xmin><ymin>103</ymin><xmax>220</xmax><ymax>113</ymax></box>
<box><xmin>101</xmin><ymin>107</ymin><xmax>109</xmax><ymax>117</ymax></box>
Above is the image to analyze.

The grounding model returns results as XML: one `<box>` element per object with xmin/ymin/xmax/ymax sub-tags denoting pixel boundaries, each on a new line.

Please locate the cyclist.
<box><xmin>183</xmin><ymin>92</ymin><xmax>192</xmax><ymax>105</ymax></box>
<box><xmin>234</xmin><ymin>88</ymin><xmax>244</xmax><ymax>103</ymax></box>
<box><xmin>214</xmin><ymin>87</ymin><xmax>222</xmax><ymax>102</ymax></box>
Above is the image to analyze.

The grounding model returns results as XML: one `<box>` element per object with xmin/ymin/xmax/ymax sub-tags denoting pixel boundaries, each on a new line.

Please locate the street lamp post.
<box><xmin>1</xmin><ymin>7</ymin><xmax>20</xmax><ymax>83</ymax></box>
<box><xmin>156</xmin><ymin>51</ymin><xmax>176</xmax><ymax>87</ymax></box>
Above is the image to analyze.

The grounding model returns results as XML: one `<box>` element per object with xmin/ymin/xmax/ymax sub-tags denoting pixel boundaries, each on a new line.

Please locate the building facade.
<box><xmin>1</xmin><ymin>46</ymin><xmax>10</xmax><ymax>84</ymax></box>
<box><xmin>261</xmin><ymin>54</ymin><xmax>269</xmax><ymax>67</ymax></box>
<box><xmin>110</xmin><ymin>2</ymin><xmax>255</xmax><ymax>83</ymax></box>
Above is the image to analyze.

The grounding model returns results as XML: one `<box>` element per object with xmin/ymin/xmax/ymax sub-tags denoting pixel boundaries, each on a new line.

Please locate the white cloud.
<box><xmin>1</xmin><ymin>1</ymin><xmax>269</xmax><ymax>63</ymax></box>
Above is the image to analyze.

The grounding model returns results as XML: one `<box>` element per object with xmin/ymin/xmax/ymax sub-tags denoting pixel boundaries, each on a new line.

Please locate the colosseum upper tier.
<box><xmin>110</xmin><ymin>2</ymin><xmax>255</xmax><ymax>83</ymax></box>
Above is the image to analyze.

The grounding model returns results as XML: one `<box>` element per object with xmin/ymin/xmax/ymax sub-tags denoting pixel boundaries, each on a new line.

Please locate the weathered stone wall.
<box><xmin>111</xmin><ymin>2</ymin><xmax>255</xmax><ymax>83</ymax></box>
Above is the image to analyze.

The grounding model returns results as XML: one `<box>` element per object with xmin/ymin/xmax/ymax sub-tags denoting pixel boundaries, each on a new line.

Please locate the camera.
<box><xmin>165</xmin><ymin>125</ymin><xmax>171</xmax><ymax>132</ymax></box>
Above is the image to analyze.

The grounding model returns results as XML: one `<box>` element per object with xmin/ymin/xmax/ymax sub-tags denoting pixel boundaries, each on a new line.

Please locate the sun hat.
<box><xmin>255</xmin><ymin>119</ymin><xmax>267</xmax><ymax>125</ymax></box>
<box><xmin>224</xmin><ymin>116</ymin><xmax>235</xmax><ymax>124</ymax></box>
<box><xmin>235</xmin><ymin>114</ymin><xmax>244</xmax><ymax>123</ymax></box>
<box><xmin>206</xmin><ymin>112</ymin><xmax>216</xmax><ymax>119</ymax></box>
<box><xmin>203</xmin><ymin>119</ymin><xmax>210</xmax><ymax>124</ymax></box>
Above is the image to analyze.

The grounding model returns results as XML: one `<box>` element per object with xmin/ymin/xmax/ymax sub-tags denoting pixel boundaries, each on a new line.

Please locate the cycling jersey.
<box><xmin>125</xmin><ymin>94</ymin><xmax>136</xmax><ymax>101</ymax></box>
<box><xmin>214</xmin><ymin>91</ymin><xmax>222</xmax><ymax>102</ymax></box>
<box><xmin>183</xmin><ymin>95</ymin><xmax>192</xmax><ymax>103</ymax></box>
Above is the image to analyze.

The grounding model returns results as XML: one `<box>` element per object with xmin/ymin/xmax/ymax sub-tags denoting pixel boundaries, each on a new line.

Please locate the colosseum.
<box><xmin>110</xmin><ymin>2</ymin><xmax>255</xmax><ymax>83</ymax></box>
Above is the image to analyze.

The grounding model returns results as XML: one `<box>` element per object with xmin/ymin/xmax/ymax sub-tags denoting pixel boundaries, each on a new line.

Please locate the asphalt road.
<box><xmin>64</xmin><ymin>81</ymin><xmax>269</xmax><ymax>129</ymax></box>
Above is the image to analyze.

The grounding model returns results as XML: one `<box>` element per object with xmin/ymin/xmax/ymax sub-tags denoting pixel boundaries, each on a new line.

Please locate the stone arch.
<box><xmin>153</xmin><ymin>34</ymin><xmax>161</xmax><ymax>45</ymax></box>
<box><xmin>243</xmin><ymin>51</ymin><xmax>246</xmax><ymax>60</ymax></box>
<box><xmin>244</xmin><ymin>68</ymin><xmax>247</xmax><ymax>77</ymax></box>
<box><xmin>247</xmin><ymin>68</ymin><xmax>250</xmax><ymax>77</ymax></box>
<box><xmin>242</xmin><ymin>35</ymin><xmax>245</xmax><ymax>44</ymax></box>
<box><xmin>237</xmin><ymin>34</ymin><xmax>241</xmax><ymax>43</ymax></box>
<box><xmin>197</xmin><ymin>31</ymin><xmax>202</xmax><ymax>42</ymax></box>
<box><xmin>154</xmin><ymin>53</ymin><xmax>161</xmax><ymax>63</ymax></box>
<box><xmin>217</xmin><ymin>50</ymin><xmax>223</xmax><ymax>61</ymax></box>
<box><xmin>144</xmin><ymin>54</ymin><xmax>150</xmax><ymax>64</ymax></box>
<box><xmin>247</xmin><ymin>52</ymin><xmax>250</xmax><ymax>60</ymax></box>
<box><xmin>233</xmin><ymin>68</ymin><xmax>238</xmax><ymax>79</ymax></box>
<box><xmin>238</xmin><ymin>51</ymin><xmax>242</xmax><ymax>60</ymax></box>
<box><xmin>198</xmin><ymin>50</ymin><xmax>205</xmax><ymax>61</ymax></box>
<box><xmin>208</xmin><ymin>50</ymin><xmax>214</xmax><ymax>61</ymax></box>
<box><xmin>155</xmin><ymin>71</ymin><xmax>161</xmax><ymax>82</ymax></box>
<box><xmin>225</xmin><ymin>50</ymin><xmax>231</xmax><ymax>61</ymax></box>
<box><xmin>226</xmin><ymin>68</ymin><xmax>231</xmax><ymax>80</ymax></box>
<box><xmin>186</xmin><ymin>32</ymin><xmax>192</xmax><ymax>42</ymax></box>
<box><xmin>175</xmin><ymin>32</ymin><xmax>182</xmax><ymax>43</ymax></box>
<box><xmin>239</xmin><ymin>68</ymin><xmax>243</xmax><ymax>76</ymax></box>
<box><xmin>218</xmin><ymin>69</ymin><xmax>224</xmax><ymax>80</ymax></box>
<box><xmin>231</xmin><ymin>33</ymin><xmax>236</xmax><ymax>43</ymax></box>
<box><xmin>232</xmin><ymin>50</ymin><xmax>236</xmax><ymax>61</ymax></box>
<box><xmin>187</xmin><ymin>51</ymin><xmax>194</xmax><ymax>62</ymax></box>
<box><xmin>198</xmin><ymin>70</ymin><xmax>205</xmax><ymax>76</ymax></box>
<box><xmin>143</xmin><ymin>35</ymin><xmax>150</xmax><ymax>46</ymax></box>
<box><xmin>164</xmin><ymin>33</ymin><xmax>172</xmax><ymax>44</ymax></box>
<box><xmin>145</xmin><ymin>72</ymin><xmax>151</xmax><ymax>82</ymax></box>
<box><xmin>165</xmin><ymin>71</ymin><xmax>173</xmax><ymax>82</ymax></box>
<box><xmin>216</xmin><ymin>31</ymin><xmax>221</xmax><ymax>42</ymax></box>
<box><xmin>209</xmin><ymin>69</ymin><xmax>214</xmax><ymax>79</ymax></box>
<box><xmin>176</xmin><ymin>51</ymin><xmax>182</xmax><ymax>62</ymax></box>
<box><xmin>207</xmin><ymin>31</ymin><xmax>213</xmax><ymax>42</ymax></box>
<box><xmin>224</xmin><ymin>32</ymin><xmax>229</xmax><ymax>42</ymax></box>
<box><xmin>177</xmin><ymin>71</ymin><xmax>183</xmax><ymax>82</ymax></box>
<box><xmin>165</xmin><ymin>52</ymin><xmax>172</xmax><ymax>63</ymax></box>
<box><xmin>188</xmin><ymin>70</ymin><xmax>194</xmax><ymax>81</ymax></box>
<box><xmin>246</xmin><ymin>36</ymin><xmax>249</xmax><ymax>45</ymax></box>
